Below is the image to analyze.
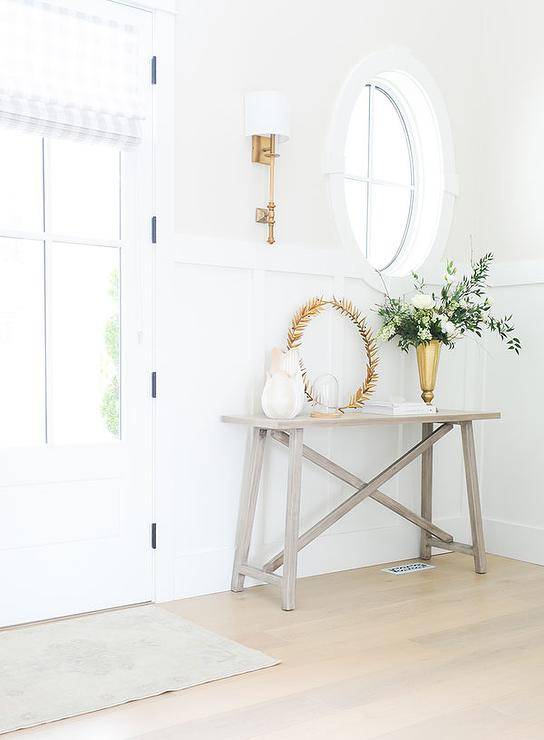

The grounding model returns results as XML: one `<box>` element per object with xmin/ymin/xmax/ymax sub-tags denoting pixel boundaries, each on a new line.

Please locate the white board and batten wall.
<box><xmin>473</xmin><ymin>0</ymin><xmax>544</xmax><ymax>566</ymax></box>
<box><xmin>165</xmin><ymin>0</ymin><xmax>544</xmax><ymax>599</ymax></box>
<box><xmin>167</xmin><ymin>0</ymin><xmax>490</xmax><ymax>599</ymax></box>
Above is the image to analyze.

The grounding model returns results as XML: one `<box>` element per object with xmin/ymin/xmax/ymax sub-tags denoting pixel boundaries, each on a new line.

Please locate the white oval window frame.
<box><xmin>325</xmin><ymin>47</ymin><xmax>459</xmax><ymax>293</ymax></box>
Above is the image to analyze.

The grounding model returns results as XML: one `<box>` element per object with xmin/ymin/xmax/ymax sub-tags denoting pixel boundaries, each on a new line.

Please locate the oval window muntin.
<box><xmin>326</xmin><ymin>49</ymin><xmax>458</xmax><ymax>292</ymax></box>
<box><xmin>367</xmin><ymin>82</ymin><xmax>416</xmax><ymax>271</ymax></box>
<box><xmin>343</xmin><ymin>79</ymin><xmax>419</xmax><ymax>272</ymax></box>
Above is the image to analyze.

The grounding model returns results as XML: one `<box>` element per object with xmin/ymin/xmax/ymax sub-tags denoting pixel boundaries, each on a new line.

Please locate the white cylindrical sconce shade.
<box><xmin>244</xmin><ymin>91</ymin><xmax>290</xmax><ymax>142</ymax></box>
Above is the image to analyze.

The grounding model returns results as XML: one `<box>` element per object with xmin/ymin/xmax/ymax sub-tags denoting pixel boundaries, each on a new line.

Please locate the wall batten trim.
<box><xmin>107</xmin><ymin>0</ymin><xmax>178</xmax><ymax>14</ymax></box>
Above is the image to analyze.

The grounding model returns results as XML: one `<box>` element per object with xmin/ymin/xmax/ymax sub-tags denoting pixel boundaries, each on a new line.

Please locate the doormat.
<box><xmin>0</xmin><ymin>604</ymin><xmax>279</xmax><ymax>734</ymax></box>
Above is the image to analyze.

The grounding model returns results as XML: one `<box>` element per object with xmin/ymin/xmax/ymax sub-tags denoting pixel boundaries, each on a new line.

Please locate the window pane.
<box><xmin>0</xmin><ymin>238</ymin><xmax>45</xmax><ymax>446</ymax></box>
<box><xmin>345</xmin><ymin>85</ymin><xmax>369</xmax><ymax>178</ymax></box>
<box><xmin>49</xmin><ymin>139</ymin><xmax>120</xmax><ymax>241</ymax></box>
<box><xmin>48</xmin><ymin>244</ymin><xmax>120</xmax><ymax>444</ymax></box>
<box><xmin>344</xmin><ymin>179</ymin><xmax>368</xmax><ymax>254</ymax></box>
<box><xmin>0</xmin><ymin>130</ymin><xmax>43</xmax><ymax>233</ymax></box>
<box><xmin>368</xmin><ymin>184</ymin><xmax>411</xmax><ymax>270</ymax></box>
<box><xmin>372</xmin><ymin>88</ymin><xmax>412</xmax><ymax>185</ymax></box>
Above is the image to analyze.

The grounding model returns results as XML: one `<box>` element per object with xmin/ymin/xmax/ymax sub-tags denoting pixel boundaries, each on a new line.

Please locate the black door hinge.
<box><xmin>151</xmin><ymin>56</ymin><xmax>157</xmax><ymax>85</ymax></box>
<box><xmin>151</xmin><ymin>371</ymin><xmax>157</xmax><ymax>398</ymax></box>
<box><xmin>151</xmin><ymin>522</ymin><xmax>157</xmax><ymax>549</ymax></box>
<box><xmin>151</xmin><ymin>216</ymin><xmax>157</xmax><ymax>244</ymax></box>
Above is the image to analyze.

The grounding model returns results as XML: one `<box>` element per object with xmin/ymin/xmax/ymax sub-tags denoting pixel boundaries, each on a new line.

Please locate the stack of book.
<box><xmin>361</xmin><ymin>400</ymin><xmax>437</xmax><ymax>415</ymax></box>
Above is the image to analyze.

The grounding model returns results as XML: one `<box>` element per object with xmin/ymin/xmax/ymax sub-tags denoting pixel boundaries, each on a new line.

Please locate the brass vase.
<box><xmin>416</xmin><ymin>340</ymin><xmax>441</xmax><ymax>405</ymax></box>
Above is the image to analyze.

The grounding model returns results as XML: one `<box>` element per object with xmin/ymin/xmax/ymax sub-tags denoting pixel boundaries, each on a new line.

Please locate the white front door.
<box><xmin>0</xmin><ymin>4</ymin><xmax>154</xmax><ymax>627</ymax></box>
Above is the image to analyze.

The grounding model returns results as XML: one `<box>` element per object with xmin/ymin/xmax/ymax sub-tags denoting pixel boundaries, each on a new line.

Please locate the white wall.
<box><xmin>174</xmin><ymin>0</ymin><xmax>482</xmax><ymax>254</ymax></box>
<box><xmin>470</xmin><ymin>1</ymin><xmax>544</xmax><ymax>565</ymax></box>
<box><xmin>481</xmin><ymin>285</ymin><xmax>544</xmax><ymax>564</ymax></box>
<box><xmin>480</xmin><ymin>0</ymin><xmax>544</xmax><ymax>262</ymax></box>
<box><xmin>165</xmin><ymin>0</ymin><xmax>540</xmax><ymax>599</ymax></box>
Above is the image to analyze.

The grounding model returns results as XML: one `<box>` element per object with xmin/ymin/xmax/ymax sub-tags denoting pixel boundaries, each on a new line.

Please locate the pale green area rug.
<box><xmin>0</xmin><ymin>604</ymin><xmax>279</xmax><ymax>734</ymax></box>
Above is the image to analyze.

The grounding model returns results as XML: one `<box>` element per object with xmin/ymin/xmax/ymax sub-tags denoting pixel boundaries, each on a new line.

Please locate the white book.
<box><xmin>364</xmin><ymin>402</ymin><xmax>424</xmax><ymax>410</ymax></box>
<box><xmin>362</xmin><ymin>401</ymin><xmax>437</xmax><ymax>415</ymax></box>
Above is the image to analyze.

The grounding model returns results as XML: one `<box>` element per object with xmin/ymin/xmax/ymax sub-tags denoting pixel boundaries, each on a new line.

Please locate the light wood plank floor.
<box><xmin>8</xmin><ymin>553</ymin><xmax>544</xmax><ymax>739</ymax></box>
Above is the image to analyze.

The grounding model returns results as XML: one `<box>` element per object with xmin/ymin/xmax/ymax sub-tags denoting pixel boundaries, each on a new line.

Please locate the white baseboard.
<box><xmin>484</xmin><ymin>517</ymin><xmax>544</xmax><ymax>565</ymax></box>
<box><xmin>173</xmin><ymin>546</ymin><xmax>236</xmax><ymax>599</ymax></box>
<box><xmin>172</xmin><ymin>515</ymin><xmax>469</xmax><ymax>600</ymax></box>
<box><xmin>296</xmin><ymin>522</ymin><xmax>420</xmax><ymax>578</ymax></box>
<box><xmin>435</xmin><ymin>515</ymin><xmax>470</xmax><ymax>537</ymax></box>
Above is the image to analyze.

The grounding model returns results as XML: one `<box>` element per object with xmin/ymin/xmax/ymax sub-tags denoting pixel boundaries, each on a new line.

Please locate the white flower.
<box><xmin>418</xmin><ymin>327</ymin><xmax>432</xmax><ymax>342</ymax></box>
<box><xmin>377</xmin><ymin>324</ymin><xmax>395</xmax><ymax>341</ymax></box>
<box><xmin>412</xmin><ymin>293</ymin><xmax>435</xmax><ymax>310</ymax></box>
<box><xmin>440</xmin><ymin>317</ymin><xmax>462</xmax><ymax>340</ymax></box>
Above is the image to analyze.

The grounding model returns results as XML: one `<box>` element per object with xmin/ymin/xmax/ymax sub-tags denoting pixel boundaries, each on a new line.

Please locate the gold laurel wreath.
<box><xmin>287</xmin><ymin>296</ymin><xmax>379</xmax><ymax>412</ymax></box>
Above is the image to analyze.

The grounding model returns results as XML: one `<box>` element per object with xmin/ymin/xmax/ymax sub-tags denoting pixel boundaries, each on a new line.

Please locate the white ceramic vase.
<box><xmin>261</xmin><ymin>348</ymin><xmax>305</xmax><ymax>419</ymax></box>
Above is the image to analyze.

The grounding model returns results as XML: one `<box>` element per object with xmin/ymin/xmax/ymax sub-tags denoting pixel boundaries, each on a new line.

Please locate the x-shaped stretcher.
<box><xmin>222</xmin><ymin>410</ymin><xmax>500</xmax><ymax>610</ymax></box>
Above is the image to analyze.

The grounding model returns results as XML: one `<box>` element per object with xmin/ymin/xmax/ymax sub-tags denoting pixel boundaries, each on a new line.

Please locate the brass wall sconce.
<box><xmin>244</xmin><ymin>91</ymin><xmax>290</xmax><ymax>245</ymax></box>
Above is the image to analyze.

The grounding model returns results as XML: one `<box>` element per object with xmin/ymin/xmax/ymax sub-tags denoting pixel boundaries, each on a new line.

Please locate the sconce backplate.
<box><xmin>255</xmin><ymin>207</ymin><xmax>269</xmax><ymax>223</ymax></box>
<box><xmin>251</xmin><ymin>134</ymin><xmax>272</xmax><ymax>165</ymax></box>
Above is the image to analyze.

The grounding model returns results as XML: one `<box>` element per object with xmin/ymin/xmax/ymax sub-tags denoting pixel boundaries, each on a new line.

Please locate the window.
<box><xmin>0</xmin><ymin>0</ymin><xmax>144</xmax><ymax>147</ymax></box>
<box><xmin>0</xmin><ymin>0</ymin><xmax>149</xmax><ymax>445</ymax></box>
<box><xmin>0</xmin><ymin>131</ymin><xmax>121</xmax><ymax>445</ymax></box>
<box><xmin>326</xmin><ymin>50</ymin><xmax>457</xmax><ymax>285</ymax></box>
<box><xmin>344</xmin><ymin>84</ymin><xmax>415</xmax><ymax>271</ymax></box>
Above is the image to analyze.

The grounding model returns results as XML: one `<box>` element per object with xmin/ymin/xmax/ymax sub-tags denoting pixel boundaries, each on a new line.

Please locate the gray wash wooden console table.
<box><xmin>222</xmin><ymin>410</ymin><xmax>500</xmax><ymax>611</ymax></box>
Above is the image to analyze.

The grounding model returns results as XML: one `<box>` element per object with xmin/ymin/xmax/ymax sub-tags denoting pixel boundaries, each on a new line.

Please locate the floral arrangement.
<box><xmin>376</xmin><ymin>253</ymin><xmax>521</xmax><ymax>353</ymax></box>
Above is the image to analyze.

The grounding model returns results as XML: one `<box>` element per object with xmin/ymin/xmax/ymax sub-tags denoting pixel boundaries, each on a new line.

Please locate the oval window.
<box><xmin>344</xmin><ymin>84</ymin><xmax>415</xmax><ymax>271</ymax></box>
<box><xmin>327</xmin><ymin>50</ymin><xmax>457</xmax><ymax>284</ymax></box>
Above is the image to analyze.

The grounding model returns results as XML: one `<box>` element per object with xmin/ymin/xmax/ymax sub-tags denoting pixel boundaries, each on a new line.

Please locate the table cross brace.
<box><xmin>262</xmin><ymin>422</ymin><xmax>454</xmax><ymax>573</ymax></box>
<box><xmin>229</xmin><ymin>415</ymin><xmax>490</xmax><ymax>610</ymax></box>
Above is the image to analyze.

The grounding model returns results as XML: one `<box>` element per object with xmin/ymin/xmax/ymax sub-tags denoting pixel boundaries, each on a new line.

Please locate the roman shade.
<box><xmin>0</xmin><ymin>0</ymin><xmax>145</xmax><ymax>148</ymax></box>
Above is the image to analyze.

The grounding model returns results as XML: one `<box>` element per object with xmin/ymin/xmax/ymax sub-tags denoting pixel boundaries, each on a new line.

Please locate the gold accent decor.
<box><xmin>251</xmin><ymin>134</ymin><xmax>272</xmax><ymax>164</ymax></box>
<box><xmin>287</xmin><ymin>296</ymin><xmax>379</xmax><ymax>412</ymax></box>
<box><xmin>251</xmin><ymin>133</ymin><xmax>278</xmax><ymax>245</ymax></box>
<box><xmin>416</xmin><ymin>340</ymin><xmax>441</xmax><ymax>405</ymax></box>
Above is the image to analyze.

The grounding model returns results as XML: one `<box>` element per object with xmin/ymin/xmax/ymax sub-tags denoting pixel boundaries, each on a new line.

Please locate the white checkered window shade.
<box><xmin>0</xmin><ymin>0</ymin><xmax>145</xmax><ymax>148</ymax></box>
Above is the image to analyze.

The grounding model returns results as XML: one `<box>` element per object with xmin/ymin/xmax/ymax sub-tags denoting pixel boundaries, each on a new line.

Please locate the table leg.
<box><xmin>231</xmin><ymin>427</ymin><xmax>267</xmax><ymax>592</ymax></box>
<box><xmin>420</xmin><ymin>422</ymin><xmax>434</xmax><ymax>560</ymax></box>
<box><xmin>461</xmin><ymin>421</ymin><xmax>487</xmax><ymax>574</ymax></box>
<box><xmin>282</xmin><ymin>428</ymin><xmax>304</xmax><ymax>611</ymax></box>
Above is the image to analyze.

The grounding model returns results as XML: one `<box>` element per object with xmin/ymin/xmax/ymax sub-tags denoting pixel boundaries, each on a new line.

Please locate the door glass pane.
<box><xmin>344</xmin><ymin>179</ymin><xmax>367</xmax><ymax>254</ymax></box>
<box><xmin>372</xmin><ymin>88</ymin><xmax>412</xmax><ymax>185</ymax></box>
<box><xmin>48</xmin><ymin>243</ymin><xmax>120</xmax><ymax>444</ymax></box>
<box><xmin>0</xmin><ymin>238</ymin><xmax>45</xmax><ymax>446</ymax></box>
<box><xmin>368</xmin><ymin>184</ymin><xmax>411</xmax><ymax>270</ymax></box>
<box><xmin>345</xmin><ymin>85</ymin><xmax>370</xmax><ymax>178</ymax></box>
<box><xmin>49</xmin><ymin>139</ymin><xmax>120</xmax><ymax>241</ymax></box>
<box><xmin>0</xmin><ymin>130</ymin><xmax>43</xmax><ymax>233</ymax></box>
